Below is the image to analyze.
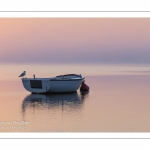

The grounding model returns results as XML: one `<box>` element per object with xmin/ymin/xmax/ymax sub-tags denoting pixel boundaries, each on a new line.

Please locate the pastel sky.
<box><xmin>0</xmin><ymin>18</ymin><xmax>150</xmax><ymax>64</ymax></box>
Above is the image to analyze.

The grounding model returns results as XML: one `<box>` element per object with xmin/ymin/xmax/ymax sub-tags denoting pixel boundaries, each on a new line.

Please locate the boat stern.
<box><xmin>22</xmin><ymin>78</ymin><xmax>50</xmax><ymax>93</ymax></box>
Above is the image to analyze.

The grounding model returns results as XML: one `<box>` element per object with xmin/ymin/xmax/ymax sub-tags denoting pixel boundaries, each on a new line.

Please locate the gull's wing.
<box><xmin>19</xmin><ymin>72</ymin><xmax>24</xmax><ymax>77</ymax></box>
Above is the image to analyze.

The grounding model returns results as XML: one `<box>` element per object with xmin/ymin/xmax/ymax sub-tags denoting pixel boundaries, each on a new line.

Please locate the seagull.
<box><xmin>19</xmin><ymin>71</ymin><xmax>26</xmax><ymax>77</ymax></box>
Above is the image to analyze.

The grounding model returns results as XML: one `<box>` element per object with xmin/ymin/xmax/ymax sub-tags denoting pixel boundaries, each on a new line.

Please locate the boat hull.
<box><xmin>48</xmin><ymin>80</ymin><xmax>83</xmax><ymax>93</ymax></box>
<box><xmin>22</xmin><ymin>74</ymin><xmax>84</xmax><ymax>94</ymax></box>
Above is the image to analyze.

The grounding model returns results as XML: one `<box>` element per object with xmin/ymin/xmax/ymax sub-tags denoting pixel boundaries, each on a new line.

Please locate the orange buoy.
<box><xmin>80</xmin><ymin>81</ymin><xmax>89</xmax><ymax>91</ymax></box>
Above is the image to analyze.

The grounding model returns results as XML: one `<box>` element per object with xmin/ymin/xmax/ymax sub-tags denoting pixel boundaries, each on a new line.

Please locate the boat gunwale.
<box><xmin>51</xmin><ymin>78</ymin><xmax>84</xmax><ymax>81</ymax></box>
<box><xmin>22</xmin><ymin>74</ymin><xmax>85</xmax><ymax>81</ymax></box>
<box><xmin>22</xmin><ymin>78</ymin><xmax>84</xmax><ymax>81</ymax></box>
<box><xmin>22</xmin><ymin>77</ymin><xmax>85</xmax><ymax>81</ymax></box>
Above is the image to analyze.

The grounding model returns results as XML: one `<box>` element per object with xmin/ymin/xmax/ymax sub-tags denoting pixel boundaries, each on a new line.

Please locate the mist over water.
<box><xmin>1</xmin><ymin>19</ymin><xmax>150</xmax><ymax>65</ymax></box>
<box><xmin>0</xmin><ymin>63</ymin><xmax>150</xmax><ymax>81</ymax></box>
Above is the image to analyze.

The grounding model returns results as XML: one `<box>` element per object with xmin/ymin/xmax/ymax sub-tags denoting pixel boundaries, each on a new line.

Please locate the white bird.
<box><xmin>19</xmin><ymin>71</ymin><xmax>26</xmax><ymax>77</ymax></box>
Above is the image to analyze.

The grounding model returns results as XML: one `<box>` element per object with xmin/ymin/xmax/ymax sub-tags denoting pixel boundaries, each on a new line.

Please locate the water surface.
<box><xmin>0</xmin><ymin>64</ymin><xmax>150</xmax><ymax>132</ymax></box>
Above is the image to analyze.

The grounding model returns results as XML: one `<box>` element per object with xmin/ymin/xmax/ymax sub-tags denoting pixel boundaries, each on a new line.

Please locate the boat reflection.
<box><xmin>22</xmin><ymin>92</ymin><xmax>89</xmax><ymax>114</ymax></box>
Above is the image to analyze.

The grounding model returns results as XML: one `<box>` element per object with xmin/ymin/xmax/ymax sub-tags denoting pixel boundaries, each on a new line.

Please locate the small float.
<box><xmin>21</xmin><ymin>74</ymin><xmax>88</xmax><ymax>94</ymax></box>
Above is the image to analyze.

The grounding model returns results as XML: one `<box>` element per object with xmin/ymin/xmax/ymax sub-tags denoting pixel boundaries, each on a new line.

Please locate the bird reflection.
<box><xmin>22</xmin><ymin>92</ymin><xmax>89</xmax><ymax>115</ymax></box>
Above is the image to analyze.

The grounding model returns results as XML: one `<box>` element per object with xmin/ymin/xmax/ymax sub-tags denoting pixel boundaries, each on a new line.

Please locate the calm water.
<box><xmin>0</xmin><ymin>64</ymin><xmax>150</xmax><ymax>132</ymax></box>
